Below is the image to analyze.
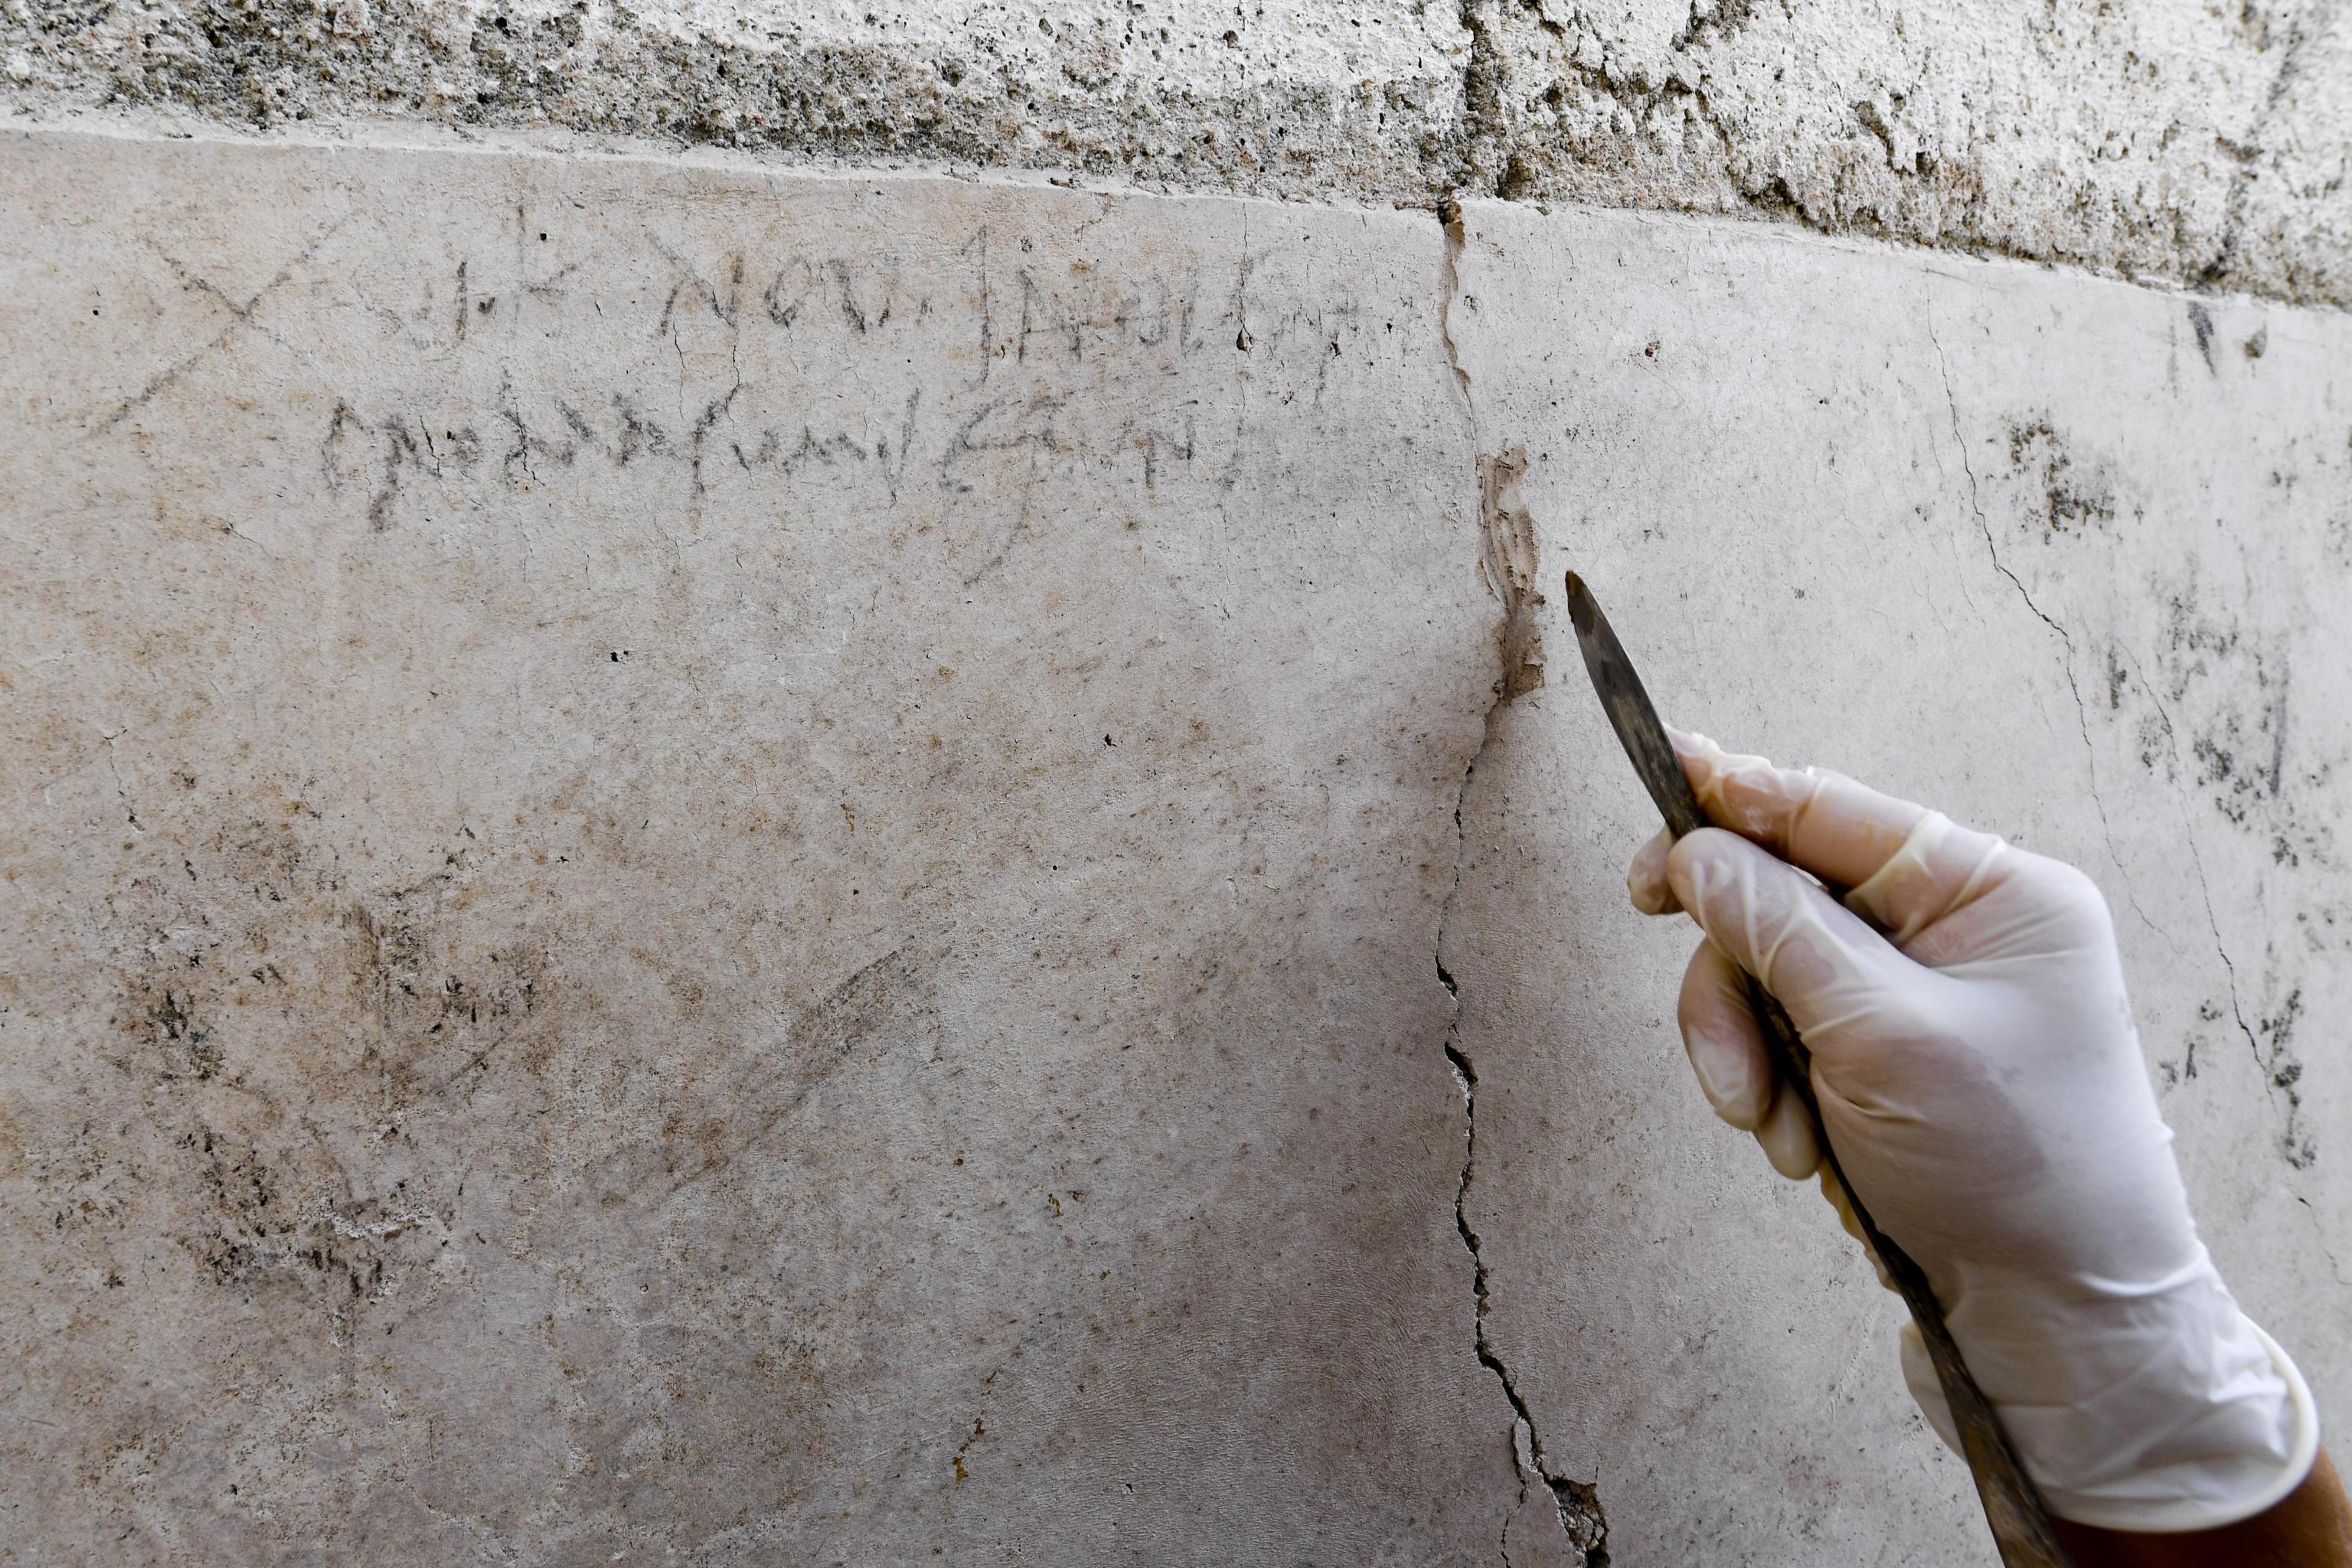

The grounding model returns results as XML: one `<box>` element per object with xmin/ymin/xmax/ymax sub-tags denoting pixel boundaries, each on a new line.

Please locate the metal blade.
<box><xmin>1563</xmin><ymin>571</ymin><xmax>1707</xmax><ymax>839</ymax></box>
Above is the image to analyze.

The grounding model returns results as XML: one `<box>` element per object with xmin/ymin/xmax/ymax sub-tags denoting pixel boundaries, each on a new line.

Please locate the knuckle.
<box><xmin>2019</xmin><ymin>854</ymin><xmax>2113</xmax><ymax>924</ymax></box>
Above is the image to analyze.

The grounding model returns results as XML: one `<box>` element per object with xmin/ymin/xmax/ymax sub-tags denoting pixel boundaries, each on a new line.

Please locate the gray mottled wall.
<box><xmin>2</xmin><ymin>8</ymin><xmax>2350</xmax><ymax>1563</ymax></box>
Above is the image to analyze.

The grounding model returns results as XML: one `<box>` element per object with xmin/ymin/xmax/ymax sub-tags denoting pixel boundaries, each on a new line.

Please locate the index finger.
<box><xmin>1668</xmin><ymin>729</ymin><xmax>2011</xmax><ymax>942</ymax></box>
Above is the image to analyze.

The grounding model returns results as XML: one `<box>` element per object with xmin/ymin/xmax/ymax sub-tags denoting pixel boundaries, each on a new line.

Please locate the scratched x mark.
<box><xmin>96</xmin><ymin>215</ymin><xmax>354</xmax><ymax>436</ymax></box>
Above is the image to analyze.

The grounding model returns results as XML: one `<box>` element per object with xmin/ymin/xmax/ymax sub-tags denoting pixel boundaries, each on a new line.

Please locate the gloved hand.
<box><xmin>1625</xmin><ymin>730</ymin><xmax>2318</xmax><ymax>1531</ymax></box>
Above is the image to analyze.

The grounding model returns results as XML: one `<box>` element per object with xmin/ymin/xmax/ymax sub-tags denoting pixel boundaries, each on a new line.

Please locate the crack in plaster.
<box><xmin>1438</xmin><ymin>201</ymin><xmax>1477</xmax><ymax>404</ymax></box>
<box><xmin>2295</xmin><ymin>1196</ymin><xmax>2351</xmax><ymax>1289</ymax></box>
<box><xmin>2171</xmin><ymin>774</ymin><xmax>2314</xmax><ymax>1171</ymax></box>
<box><xmin>1931</xmin><ymin>312</ymin><xmax>2317</xmax><ymax>1171</ymax></box>
<box><xmin>1928</xmin><ymin>314</ymin><xmax>2160</xmax><ymax>940</ymax></box>
<box><xmin>1438</xmin><ymin>945</ymin><xmax>1611</xmax><ymax>1566</ymax></box>
<box><xmin>1432</xmin><ymin>209</ymin><xmax>1607</xmax><ymax>1564</ymax></box>
<box><xmin>2115</xmin><ymin>647</ymin><xmax>2314</xmax><ymax>1168</ymax></box>
<box><xmin>95</xmin><ymin>724</ymin><xmax>140</xmax><ymax>831</ymax></box>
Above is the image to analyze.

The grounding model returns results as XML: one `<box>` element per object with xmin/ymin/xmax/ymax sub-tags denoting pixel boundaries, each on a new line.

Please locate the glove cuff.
<box><xmin>2042</xmin><ymin>1318</ymin><xmax>2319</xmax><ymax>1532</ymax></box>
<box><xmin>1901</xmin><ymin>1303</ymin><xmax>2320</xmax><ymax>1533</ymax></box>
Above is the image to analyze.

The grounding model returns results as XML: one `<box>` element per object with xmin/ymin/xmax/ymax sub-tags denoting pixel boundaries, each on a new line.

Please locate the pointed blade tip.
<box><xmin>1563</xmin><ymin>569</ymin><xmax>1596</xmax><ymax>635</ymax></box>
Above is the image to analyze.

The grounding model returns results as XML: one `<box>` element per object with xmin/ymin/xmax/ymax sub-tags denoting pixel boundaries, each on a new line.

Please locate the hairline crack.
<box><xmin>1436</xmin><ymin>199</ymin><xmax>1609</xmax><ymax>1564</ymax></box>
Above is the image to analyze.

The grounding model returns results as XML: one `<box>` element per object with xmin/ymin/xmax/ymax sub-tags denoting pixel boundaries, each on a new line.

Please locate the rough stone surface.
<box><xmin>3</xmin><ymin>122</ymin><xmax>2350</xmax><ymax>1566</ymax></box>
<box><xmin>3</xmin><ymin>0</ymin><xmax>2350</xmax><ymax>307</ymax></box>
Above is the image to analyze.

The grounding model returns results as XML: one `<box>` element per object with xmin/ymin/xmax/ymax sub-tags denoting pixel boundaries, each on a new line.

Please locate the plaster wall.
<box><xmin>2</xmin><ymin>116</ymin><xmax>2349</xmax><ymax>1566</ymax></box>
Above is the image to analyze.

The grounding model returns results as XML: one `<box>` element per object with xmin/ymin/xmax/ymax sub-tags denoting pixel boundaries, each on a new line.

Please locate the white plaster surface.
<box><xmin>2</xmin><ymin>125</ymin><xmax>2349</xmax><ymax>1566</ymax></box>
<box><xmin>0</xmin><ymin>128</ymin><xmax>1512</xmax><ymax>1563</ymax></box>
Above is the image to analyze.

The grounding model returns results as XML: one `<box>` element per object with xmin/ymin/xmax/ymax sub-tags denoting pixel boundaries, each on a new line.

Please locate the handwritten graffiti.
<box><xmin>319</xmin><ymin>225</ymin><xmax>1390</xmax><ymax>529</ymax></box>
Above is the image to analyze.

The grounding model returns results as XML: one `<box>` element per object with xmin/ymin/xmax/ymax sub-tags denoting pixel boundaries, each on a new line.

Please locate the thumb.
<box><xmin>1664</xmin><ymin>828</ymin><xmax>1917</xmax><ymax>1050</ymax></box>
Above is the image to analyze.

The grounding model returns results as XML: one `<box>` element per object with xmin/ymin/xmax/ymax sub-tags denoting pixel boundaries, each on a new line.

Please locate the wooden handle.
<box><xmin>1746</xmin><ymin>976</ymin><xmax>2076</xmax><ymax>1568</ymax></box>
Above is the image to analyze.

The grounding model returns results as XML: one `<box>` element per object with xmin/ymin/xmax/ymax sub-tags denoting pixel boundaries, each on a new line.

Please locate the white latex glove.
<box><xmin>1626</xmin><ymin>730</ymin><xmax>2318</xmax><ymax>1532</ymax></box>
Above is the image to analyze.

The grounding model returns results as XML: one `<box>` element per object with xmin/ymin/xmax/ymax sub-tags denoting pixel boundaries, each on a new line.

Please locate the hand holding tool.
<box><xmin>1568</xmin><ymin>570</ymin><xmax>2318</xmax><ymax>1559</ymax></box>
<box><xmin>1566</xmin><ymin>569</ymin><xmax>2073</xmax><ymax>1566</ymax></box>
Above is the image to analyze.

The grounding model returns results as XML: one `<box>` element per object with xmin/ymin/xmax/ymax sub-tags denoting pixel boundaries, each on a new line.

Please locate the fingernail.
<box><xmin>1757</xmin><ymin>1091</ymin><xmax>1820</xmax><ymax>1179</ymax></box>
<box><xmin>1666</xmin><ymin>725</ymin><xmax>1713</xmax><ymax>756</ymax></box>
<box><xmin>1627</xmin><ymin>831</ymin><xmax>1673</xmax><ymax>913</ymax></box>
